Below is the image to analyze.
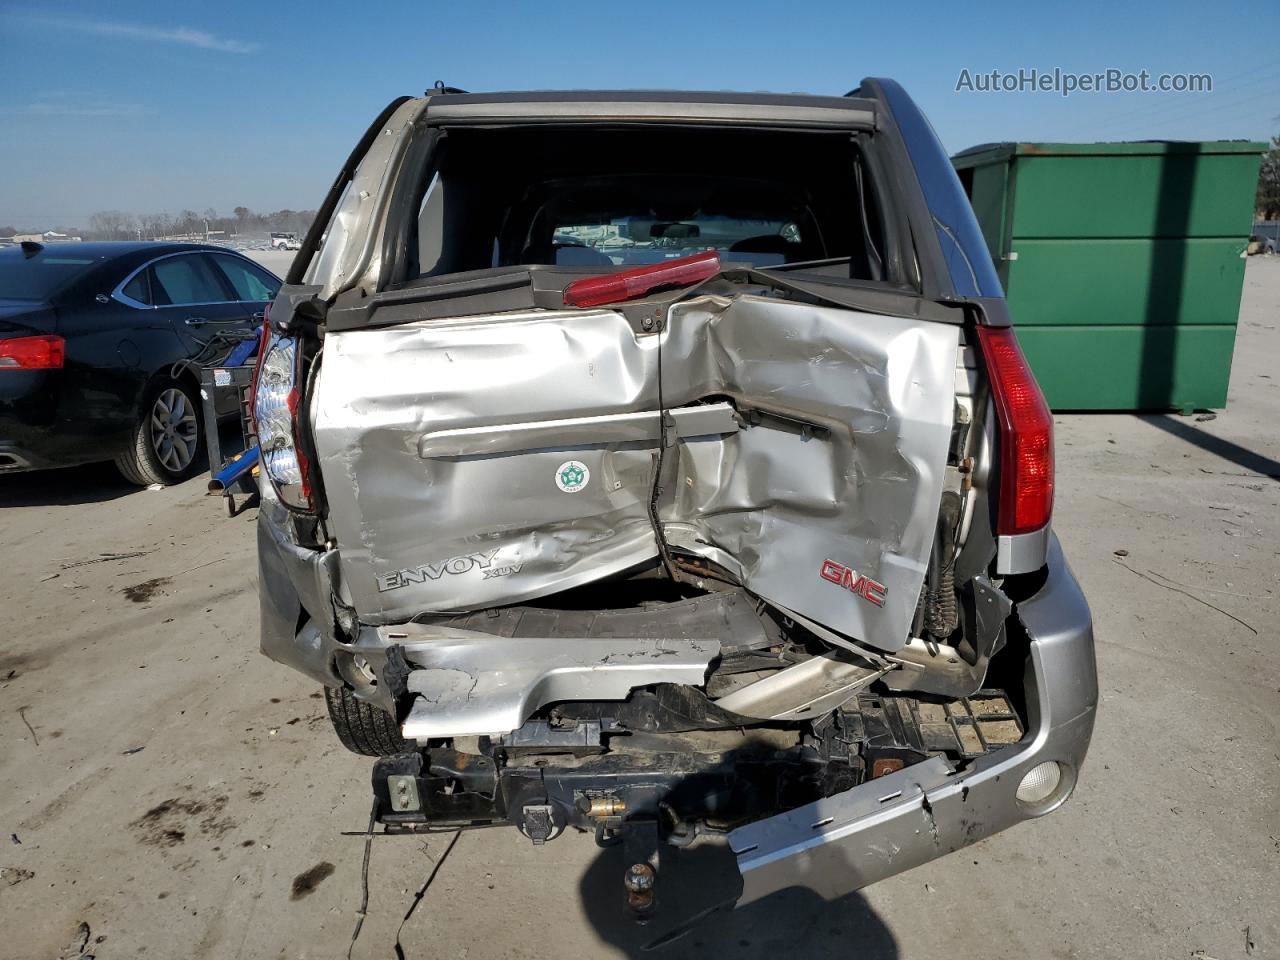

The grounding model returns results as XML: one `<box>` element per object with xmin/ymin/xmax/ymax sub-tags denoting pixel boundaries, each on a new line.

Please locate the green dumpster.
<box><xmin>952</xmin><ymin>141</ymin><xmax>1265</xmax><ymax>411</ymax></box>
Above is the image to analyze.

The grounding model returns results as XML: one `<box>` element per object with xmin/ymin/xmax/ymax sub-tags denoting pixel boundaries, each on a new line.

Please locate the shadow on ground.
<box><xmin>1140</xmin><ymin>414</ymin><xmax>1280</xmax><ymax>478</ymax></box>
<box><xmin>579</xmin><ymin>841</ymin><xmax>897</xmax><ymax>959</ymax></box>
<box><xmin>0</xmin><ymin>421</ymin><xmax>247</xmax><ymax>507</ymax></box>
<box><xmin>0</xmin><ymin>460</ymin><xmax>139</xmax><ymax>507</ymax></box>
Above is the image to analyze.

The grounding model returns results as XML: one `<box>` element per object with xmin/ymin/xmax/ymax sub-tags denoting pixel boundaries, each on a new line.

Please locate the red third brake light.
<box><xmin>563</xmin><ymin>251</ymin><xmax>721</xmax><ymax>308</ymax></box>
<box><xmin>0</xmin><ymin>335</ymin><xmax>65</xmax><ymax>370</ymax></box>
<box><xmin>975</xmin><ymin>325</ymin><xmax>1054</xmax><ymax>537</ymax></box>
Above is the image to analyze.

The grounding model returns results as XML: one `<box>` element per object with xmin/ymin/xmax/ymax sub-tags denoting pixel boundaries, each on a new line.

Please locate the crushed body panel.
<box><xmin>728</xmin><ymin>536</ymin><xmax>1098</xmax><ymax>905</ymax></box>
<box><xmin>313</xmin><ymin>295</ymin><xmax>958</xmax><ymax>653</ymax></box>
<box><xmin>658</xmin><ymin>296</ymin><xmax>959</xmax><ymax>651</ymax></box>
<box><xmin>381</xmin><ymin>624</ymin><xmax>718</xmax><ymax>739</ymax></box>
<box><xmin>315</xmin><ymin>307</ymin><xmax>664</xmax><ymax>620</ymax></box>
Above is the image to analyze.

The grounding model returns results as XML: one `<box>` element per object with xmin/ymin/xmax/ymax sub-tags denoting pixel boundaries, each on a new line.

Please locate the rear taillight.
<box><xmin>563</xmin><ymin>251</ymin><xmax>720</xmax><ymax>308</ymax></box>
<box><xmin>253</xmin><ymin>330</ymin><xmax>314</xmax><ymax>512</ymax></box>
<box><xmin>0</xmin><ymin>335</ymin><xmax>64</xmax><ymax>370</ymax></box>
<box><xmin>976</xmin><ymin>325</ymin><xmax>1053</xmax><ymax>537</ymax></box>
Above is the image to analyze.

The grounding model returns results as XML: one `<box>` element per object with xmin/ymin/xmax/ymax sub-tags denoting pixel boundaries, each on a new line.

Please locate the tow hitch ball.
<box><xmin>623</xmin><ymin>820</ymin><xmax>661</xmax><ymax>921</ymax></box>
<box><xmin>624</xmin><ymin>861</ymin><xmax>657</xmax><ymax>915</ymax></box>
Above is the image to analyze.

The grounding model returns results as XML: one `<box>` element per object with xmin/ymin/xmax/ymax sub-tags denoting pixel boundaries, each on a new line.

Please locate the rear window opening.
<box><xmin>404</xmin><ymin>125</ymin><xmax>889</xmax><ymax>287</ymax></box>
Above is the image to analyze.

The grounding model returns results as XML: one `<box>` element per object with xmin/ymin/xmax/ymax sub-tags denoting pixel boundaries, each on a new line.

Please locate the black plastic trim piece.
<box><xmin>325</xmin><ymin>261</ymin><xmax>967</xmax><ymax>333</ymax></box>
<box><xmin>860</xmin><ymin>78</ymin><xmax>1004</xmax><ymax>299</ymax></box>
<box><xmin>850</xmin><ymin>80</ymin><xmax>949</xmax><ymax>298</ymax></box>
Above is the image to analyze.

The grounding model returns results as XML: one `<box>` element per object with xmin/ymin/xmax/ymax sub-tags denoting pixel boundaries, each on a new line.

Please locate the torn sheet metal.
<box><xmin>314</xmin><ymin>295</ymin><xmax>957</xmax><ymax>653</ymax></box>
<box><xmin>658</xmin><ymin>296</ymin><xmax>959</xmax><ymax>652</ymax></box>
<box><xmin>391</xmin><ymin>627</ymin><xmax>718</xmax><ymax>738</ymax></box>
<box><xmin>315</xmin><ymin>308</ymin><xmax>665</xmax><ymax>623</ymax></box>
<box><xmin>714</xmin><ymin>652</ymin><xmax>892</xmax><ymax>721</ymax></box>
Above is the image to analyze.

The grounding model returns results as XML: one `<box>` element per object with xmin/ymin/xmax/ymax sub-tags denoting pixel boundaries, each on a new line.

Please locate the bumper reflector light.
<box><xmin>1015</xmin><ymin>760</ymin><xmax>1063</xmax><ymax>805</ymax></box>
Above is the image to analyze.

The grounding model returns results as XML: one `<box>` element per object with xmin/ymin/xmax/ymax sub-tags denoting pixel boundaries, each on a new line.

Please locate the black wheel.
<box><xmin>114</xmin><ymin>377</ymin><xmax>203</xmax><ymax>486</ymax></box>
<box><xmin>323</xmin><ymin>686</ymin><xmax>413</xmax><ymax>756</ymax></box>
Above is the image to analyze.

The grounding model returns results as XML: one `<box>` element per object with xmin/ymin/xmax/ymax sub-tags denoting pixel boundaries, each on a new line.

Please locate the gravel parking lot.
<box><xmin>2</xmin><ymin>257</ymin><xmax>1277</xmax><ymax>960</ymax></box>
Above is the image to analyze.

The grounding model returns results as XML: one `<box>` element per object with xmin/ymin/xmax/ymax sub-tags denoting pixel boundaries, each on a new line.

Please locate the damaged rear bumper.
<box><xmin>261</xmin><ymin>490</ymin><xmax>1097</xmax><ymax>904</ymax></box>
<box><xmin>729</xmin><ymin>534</ymin><xmax>1097</xmax><ymax>903</ymax></box>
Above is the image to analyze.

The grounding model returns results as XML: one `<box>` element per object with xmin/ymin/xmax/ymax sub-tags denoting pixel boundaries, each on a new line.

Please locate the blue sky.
<box><xmin>1</xmin><ymin>0</ymin><xmax>1277</xmax><ymax>228</ymax></box>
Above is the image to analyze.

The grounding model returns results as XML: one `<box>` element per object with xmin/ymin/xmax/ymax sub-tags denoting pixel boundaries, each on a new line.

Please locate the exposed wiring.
<box><xmin>168</xmin><ymin>327</ymin><xmax>257</xmax><ymax>381</ymax></box>
<box><xmin>345</xmin><ymin>801</ymin><xmax>377</xmax><ymax>960</ymax></box>
<box><xmin>393</xmin><ymin>829</ymin><xmax>462</xmax><ymax>960</ymax></box>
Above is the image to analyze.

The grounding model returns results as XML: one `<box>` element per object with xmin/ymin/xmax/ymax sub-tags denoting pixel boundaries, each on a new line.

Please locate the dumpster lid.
<box><xmin>952</xmin><ymin>140</ymin><xmax>1268</xmax><ymax>168</ymax></box>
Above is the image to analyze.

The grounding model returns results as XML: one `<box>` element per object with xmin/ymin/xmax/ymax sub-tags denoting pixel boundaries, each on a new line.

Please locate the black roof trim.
<box><xmin>0</xmin><ymin>240</ymin><xmax>218</xmax><ymax>258</ymax></box>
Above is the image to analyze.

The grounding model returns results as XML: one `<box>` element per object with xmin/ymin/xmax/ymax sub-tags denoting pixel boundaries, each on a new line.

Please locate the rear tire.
<box><xmin>114</xmin><ymin>377</ymin><xmax>203</xmax><ymax>486</ymax></box>
<box><xmin>323</xmin><ymin>686</ymin><xmax>413</xmax><ymax>756</ymax></box>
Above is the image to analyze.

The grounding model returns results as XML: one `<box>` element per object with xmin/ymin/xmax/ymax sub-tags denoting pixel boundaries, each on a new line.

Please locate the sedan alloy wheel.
<box><xmin>149</xmin><ymin>386</ymin><xmax>199</xmax><ymax>473</ymax></box>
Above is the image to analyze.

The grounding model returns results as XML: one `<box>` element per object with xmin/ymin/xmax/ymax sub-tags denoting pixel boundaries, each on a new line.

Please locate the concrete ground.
<box><xmin>245</xmin><ymin>249</ymin><xmax>295</xmax><ymax>280</ymax></box>
<box><xmin>2</xmin><ymin>258</ymin><xmax>1277</xmax><ymax>960</ymax></box>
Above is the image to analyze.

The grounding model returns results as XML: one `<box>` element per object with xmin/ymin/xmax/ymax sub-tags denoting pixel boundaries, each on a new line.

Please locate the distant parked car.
<box><xmin>0</xmin><ymin>241</ymin><xmax>280</xmax><ymax>484</ymax></box>
<box><xmin>269</xmin><ymin>232</ymin><xmax>301</xmax><ymax>251</ymax></box>
<box><xmin>1249</xmin><ymin>223</ymin><xmax>1277</xmax><ymax>255</ymax></box>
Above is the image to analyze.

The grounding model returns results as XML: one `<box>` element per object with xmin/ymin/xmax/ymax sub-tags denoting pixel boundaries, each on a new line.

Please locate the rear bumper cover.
<box><xmin>729</xmin><ymin>534</ymin><xmax>1097</xmax><ymax>903</ymax></box>
<box><xmin>256</xmin><ymin>493</ymin><xmax>346</xmax><ymax>687</ymax></box>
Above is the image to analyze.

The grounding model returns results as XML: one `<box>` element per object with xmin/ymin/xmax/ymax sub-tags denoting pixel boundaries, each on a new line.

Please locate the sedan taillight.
<box><xmin>976</xmin><ymin>325</ymin><xmax>1054</xmax><ymax>537</ymax></box>
<box><xmin>0</xmin><ymin>335</ymin><xmax>64</xmax><ymax>370</ymax></box>
<box><xmin>254</xmin><ymin>331</ymin><xmax>314</xmax><ymax>512</ymax></box>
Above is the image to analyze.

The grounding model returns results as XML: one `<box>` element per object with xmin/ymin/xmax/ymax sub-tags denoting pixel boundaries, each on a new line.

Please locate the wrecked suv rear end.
<box><xmin>254</xmin><ymin>83</ymin><xmax>1097</xmax><ymax>914</ymax></box>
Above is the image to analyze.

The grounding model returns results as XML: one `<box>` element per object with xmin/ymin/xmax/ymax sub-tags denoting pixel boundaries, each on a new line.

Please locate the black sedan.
<box><xmin>0</xmin><ymin>241</ymin><xmax>280</xmax><ymax>485</ymax></box>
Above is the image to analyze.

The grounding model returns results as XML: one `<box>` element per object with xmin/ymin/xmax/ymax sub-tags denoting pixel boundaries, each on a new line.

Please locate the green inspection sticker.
<box><xmin>555</xmin><ymin>460</ymin><xmax>590</xmax><ymax>493</ymax></box>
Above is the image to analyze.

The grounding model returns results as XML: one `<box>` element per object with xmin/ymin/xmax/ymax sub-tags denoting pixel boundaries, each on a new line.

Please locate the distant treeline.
<box><xmin>1259</xmin><ymin>136</ymin><xmax>1280</xmax><ymax>221</ymax></box>
<box><xmin>0</xmin><ymin>207</ymin><xmax>318</xmax><ymax>242</ymax></box>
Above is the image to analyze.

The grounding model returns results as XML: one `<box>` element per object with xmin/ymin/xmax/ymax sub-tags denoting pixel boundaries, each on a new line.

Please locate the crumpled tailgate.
<box><xmin>312</xmin><ymin>295</ymin><xmax>958</xmax><ymax>653</ymax></box>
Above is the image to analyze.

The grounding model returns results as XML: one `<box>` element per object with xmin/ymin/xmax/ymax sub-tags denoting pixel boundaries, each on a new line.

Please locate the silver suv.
<box><xmin>253</xmin><ymin>82</ymin><xmax>1097</xmax><ymax>916</ymax></box>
